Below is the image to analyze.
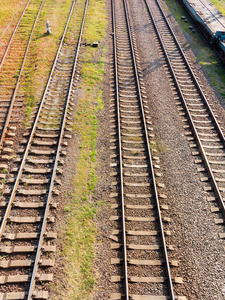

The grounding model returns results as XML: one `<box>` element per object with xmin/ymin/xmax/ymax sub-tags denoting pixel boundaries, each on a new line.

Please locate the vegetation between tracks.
<box><xmin>163</xmin><ymin>0</ymin><xmax>225</xmax><ymax>99</ymax></box>
<box><xmin>51</xmin><ymin>0</ymin><xmax>106</xmax><ymax>299</ymax></box>
<box><xmin>19</xmin><ymin>0</ymin><xmax>74</xmax><ymax>122</ymax></box>
<box><xmin>0</xmin><ymin>0</ymin><xmax>27</xmax><ymax>39</ymax></box>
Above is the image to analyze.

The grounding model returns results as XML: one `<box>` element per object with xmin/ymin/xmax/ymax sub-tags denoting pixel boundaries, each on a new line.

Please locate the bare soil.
<box><xmin>90</xmin><ymin>0</ymin><xmax>225</xmax><ymax>299</ymax></box>
<box><xmin>46</xmin><ymin>0</ymin><xmax>225</xmax><ymax>299</ymax></box>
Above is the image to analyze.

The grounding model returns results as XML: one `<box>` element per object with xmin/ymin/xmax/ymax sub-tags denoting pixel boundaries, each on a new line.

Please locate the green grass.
<box><xmin>0</xmin><ymin>0</ymin><xmax>43</xmax><ymax>88</ymax></box>
<box><xmin>0</xmin><ymin>0</ymin><xmax>26</xmax><ymax>34</ymax></box>
<box><xmin>210</xmin><ymin>0</ymin><xmax>225</xmax><ymax>16</ymax></box>
<box><xmin>163</xmin><ymin>0</ymin><xmax>225</xmax><ymax>100</ymax></box>
<box><xmin>83</xmin><ymin>0</ymin><xmax>106</xmax><ymax>43</ymax></box>
<box><xmin>150</xmin><ymin>140</ymin><xmax>171</xmax><ymax>153</ymax></box>
<box><xmin>51</xmin><ymin>0</ymin><xmax>107</xmax><ymax>299</ymax></box>
<box><xmin>19</xmin><ymin>0</ymin><xmax>74</xmax><ymax>125</ymax></box>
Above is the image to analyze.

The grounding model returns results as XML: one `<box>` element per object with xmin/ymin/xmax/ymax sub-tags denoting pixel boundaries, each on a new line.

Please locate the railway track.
<box><xmin>177</xmin><ymin>0</ymin><xmax>225</xmax><ymax>64</ymax></box>
<box><xmin>0</xmin><ymin>0</ymin><xmax>30</xmax><ymax>64</ymax></box>
<box><xmin>0</xmin><ymin>0</ymin><xmax>43</xmax><ymax>152</ymax></box>
<box><xmin>0</xmin><ymin>0</ymin><xmax>88</xmax><ymax>298</ymax></box>
<box><xmin>110</xmin><ymin>0</ymin><xmax>185</xmax><ymax>298</ymax></box>
<box><xmin>142</xmin><ymin>0</ymin><xmax>225</xmax><ymax>228</ymax></box>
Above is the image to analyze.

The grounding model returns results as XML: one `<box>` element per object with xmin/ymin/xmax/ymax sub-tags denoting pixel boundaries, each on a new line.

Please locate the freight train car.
<box><xmin>179</xmin><ymin>0</ymin><xmax>225</xmax><ymax>59</ymax></box>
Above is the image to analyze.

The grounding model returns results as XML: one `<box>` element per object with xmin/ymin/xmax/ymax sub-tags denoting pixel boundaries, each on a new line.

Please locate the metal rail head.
<box><xmin>27</xmin><ymin>0</ymin><xmax>88</xmax><ymax>298</ymax></box>
<box><xmin>113</xmin><ymin>0</ymin><xmax>175</xmax><ymax>298</ymax></box>
<box><xmin>155</xmin><ymin>0</ymin><xmax>225</xmax><ymax>144</ymax></box>
<box><xmin>0</xmin><ymin>0</ymin><xmax>31</xmax><ymax>69</ymax></box>
<box><xmin>123</xmin><ymin>0</ymin><xmax>175</xmax><ymax>298</ymax></box>
<box><xmin>0</xmin><ymin>0</ymin><xmax>45</xmax><ymax>150</ymax></box>
<box><xmin>112</xmin><ymin>0</ymin><xmax>129</xmax><ymax>298</ymax></box>
<box><xmin>144</xmin><ymin>0</ymin><xmax>225</xmax><ymax>219</ymax></box>
<box><xmin>0</xmin><ymin>0</ymin><xmax>80</xmax><ymax>243</ymax></box>
<box><xmin>198</xmin><ymin>0</ymin><xmax>225</xmax><ymax>30</ymax></box>
<box><xmin>0</xmin><ymin>0</ymin><xmax>46</xmax><ymax>239</ymax></box>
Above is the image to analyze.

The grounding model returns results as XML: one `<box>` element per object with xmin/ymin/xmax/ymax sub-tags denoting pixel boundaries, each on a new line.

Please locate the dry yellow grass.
<box><xmin>210</xmin><ymin>0</ymin><xmax>225</xmax><ymax>16</ymax></box>
<box><xmin>49</xmin><ymin>0</ymin><xmax>107</xmax><ymax>299</ymax></box>
<box><xmin>0</xmin><ymin>0</ymin><xmax>28</xmax><ymax>32</ymax></box>
<box><xmin>18</xmin><ymin>0</ymin><xmax>74</xmax><ymax>121</ymax></box>
<box><xmin>0</xmin><ymin>0</ymin><xmax>29</xmax><ymax>61</ymax></box>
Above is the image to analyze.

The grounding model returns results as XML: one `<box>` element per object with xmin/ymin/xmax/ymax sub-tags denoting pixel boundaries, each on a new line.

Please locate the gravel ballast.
<box><xmin>92</xmin><ymin>0</ymin><xmax>225</xmax><ymax>299</ymax></box>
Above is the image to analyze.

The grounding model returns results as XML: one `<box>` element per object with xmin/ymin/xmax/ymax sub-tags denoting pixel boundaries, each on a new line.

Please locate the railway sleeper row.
<box><xmin>0</xmin><ymin>0</ymin><xmax>88</xmax><ymax>297</ymax></box>
<box><xmin>1</xmin><ymin>0</ymin><xmax>225</xmax><ymax>298</ymax></box>
<box><xmin>0</xmin><ymin>0</ymin><xmax>45</xmax><ymax>153</ymax></box>
<box><xmin>142</xmin><ymin>0</ymin><xmax>225</xmax><ymax>240</ymax></box>
<box><xmin>109</xmin><ymin>0</ymin><xmax>185</xmax><ymax>299</ymax></box>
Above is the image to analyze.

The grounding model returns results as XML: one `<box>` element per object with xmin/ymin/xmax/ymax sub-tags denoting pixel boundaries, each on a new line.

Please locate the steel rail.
<box><xmin>177</xmin><ymin>0</ymin><xmax>225</xmax><ymax>64</ymax></box>
<box><xmin>114</xmin><ymin>0</ymin><xmax>175</xmax><ymax>297</ymax></box>
<box><xmin>27</xmin><ymin>0</ymin><xmax>88</xmax><ymax>297</ymax></box>
<box><xmin>156</xmin><ymin>0</ymin><xmax>225</xmax><ymax>144</ymax></box>
<box><xmin>0</xmin><ymin>0</ymin><xmax>78</xmax><ymax>242</ymax></box>
<box><xmin>143</xmin><ymin>0</ymin><xmax>225</xmax><ymax>218</ymax></box>
<box><xmin>0</xmin><ymin>0</ymin><xmax>31</xmax><ymax>69</ymax></box>
<box><xmin>123</xmin><ymin>0</ymin><xmax>175</xmax><ymax>298</ymax></box>
<box><xmin>112</xmin><ymin>0</ymin><xmax>129</xmax><ymax>297</ymax></box>
<box><xmin>0</xmin><ymin>0</ymin><xmax>45</xmax><ymax>150</ymax></box>
<box><xmin>197</xmin><ymin>0</ymin><xmax>225</xmax><ymax>30</ymax></box>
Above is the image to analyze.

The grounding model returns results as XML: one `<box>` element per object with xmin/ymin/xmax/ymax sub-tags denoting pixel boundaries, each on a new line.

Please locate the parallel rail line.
<box><xmin>0</xmin><ymin>0</ymin><xmax>43</xmax><ymax>150</ymax></box>
<box><xmin>143</xmin><ymin>0</ymin><xmax>225</xmax><ymax>220</ymax></box>
<box><xmin>0</xmin><ymin>0</ymin><xmax>31</xmax><ymax>67</ymax></box>
<box><xmin>110</xmin><ymin>0</ymin><xmax>184</xmax><ymax>298</ymax></box>
<box><xmin>0</xmin><ymin>0</ymin><xmax>88</xmax><ymax>298</ymax></box>
<box><xmin>177</xmin><ymin>0</ymin><xmax>225</xmax><ymax>63</ymax></box>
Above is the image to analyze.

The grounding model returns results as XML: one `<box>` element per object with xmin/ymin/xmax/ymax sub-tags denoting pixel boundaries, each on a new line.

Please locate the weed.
<box><xmin>130</xmin><ymin>135</ymin><xmax>142</xmax><ymax>141</ymax></box>
<box><xmin>19</xmin><ymin>0</ymin><xmax>74</xmax><ymax>124</ymax></box>
<box><xmin>98</xmin><ymin>199</ymin><xmax>105</xmax><ymax>207</ymax></box>
<box><xmin>52</xmin><ymin>0</ymin><xmax>107</xmax><ymax>298</ymax></box>
<box><xmin>150</xmin><ymin>140</ymin><xmax>171</xmax><ymax>153</ymax></box>
<box><xmin>64</xmin><ymin>205</ymin><xmax>70</xmax><ymax>212</ymax></box>
<box><xmin>131</xmin><ymin>149</ymin><xmax>142</xmax><ymax>155</ymax></box>
<box><xmin>210</xmin><ymin>0</ymin><xmax>225</xmax><ymax>16</ymax></box>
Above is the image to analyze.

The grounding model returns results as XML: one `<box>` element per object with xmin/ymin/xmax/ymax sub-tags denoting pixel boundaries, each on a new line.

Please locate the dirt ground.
<box><xmin>46</xmin><ymin>0</ymin><xmax>225</xmax><ymax>298</ymax></box>
<box><xmin>90</xmin><ymin>0</ymin><xmax>225</xmax><ymax>299</ymax></box>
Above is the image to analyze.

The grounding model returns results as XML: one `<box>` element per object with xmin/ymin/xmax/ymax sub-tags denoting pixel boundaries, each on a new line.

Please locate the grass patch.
<box><xmin>210</xmin><ymin>0</ymin><xmax>225</xmax><ymax>16</ymax></box>
<box><xmin>130</xmin><ymin>135</ymin><xmax>142</xmax><ymax>141</ymax></box>
<box><xmin>163</xmin><ymin>0</ymin><xmax>225</xmax><ymax>101</ymax></box>
<box><xmin>83</xmin><ymin>0</ymin><xmax>106</xmax><ymax>43</ymax></box>
<box><xmin>19</xmin><ymin>0</ymin><xmax>74</xmax><ymax>125</ymax></box>
<box><xmin>0</xmin><ymin>0</ymin><xmax>43</xmax><ymax>89</ymax></box>
<box><xmin>51</xmin><ymin>0</ymin><xmax>107</xmax><ymax>299</ymax></box>
<box><xmin>0</xmin><ymin>0</ymin><xmax>27</xmax><ymax>37</ymax></box>
<box><xmin>150</xmin><ymin>140</ymin><xmax>171</xmax><ymax>153</ymax></box>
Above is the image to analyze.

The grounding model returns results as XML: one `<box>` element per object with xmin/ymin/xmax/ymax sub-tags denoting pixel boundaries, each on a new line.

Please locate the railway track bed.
<box><xmin>110</xmin><ymin>0</ymin><xmax>225</xmax><ymax>298</ymax></box>
<box><xmin>108</xmin><ymin>0</ymin><xmax>187</xmax><ymax>298</ymax></box>
<box><xmin>1</xmin><ymin>0</ymin><xmax>225</xmax><ymax>298</ymax></box>
<box><xmin>0</xmin><ymin>0</ymin><xmax>88</xmax><ymax>298</ymax></box>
